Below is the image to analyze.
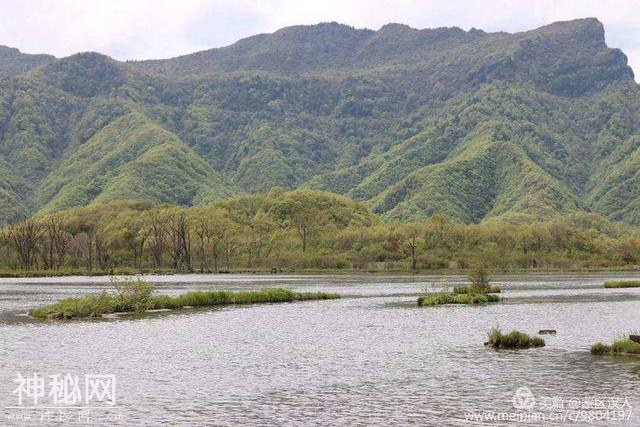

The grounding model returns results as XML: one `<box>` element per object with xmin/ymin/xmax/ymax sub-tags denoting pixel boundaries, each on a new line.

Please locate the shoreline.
<box><xmin>0</xmin><ymin>267</ymin><xmax>639</xmax><ymax>280</ymax></box>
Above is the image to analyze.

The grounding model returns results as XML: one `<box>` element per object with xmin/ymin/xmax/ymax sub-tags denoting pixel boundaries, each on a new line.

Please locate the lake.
<box><xmin>1</xmin><ymin>273</ymin><xmax>639</xmax><ymax>425</ymax></box>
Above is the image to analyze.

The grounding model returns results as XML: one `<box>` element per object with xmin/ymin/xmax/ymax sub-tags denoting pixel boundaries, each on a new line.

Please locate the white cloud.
<box><xmin>0</xmin><ymin>0</ymin><xmax>637</xmax><ymax>79</ymax></box>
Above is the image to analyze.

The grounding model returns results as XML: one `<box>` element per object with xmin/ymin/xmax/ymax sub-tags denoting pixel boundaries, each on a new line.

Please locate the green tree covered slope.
<box><xmin>0</xmin><ymin>18</ymin><xmax>638</xmax><ymax>224</ymax></box>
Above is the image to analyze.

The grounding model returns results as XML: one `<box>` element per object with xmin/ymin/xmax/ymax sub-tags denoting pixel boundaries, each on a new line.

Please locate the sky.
<box><xmin>0</xmin><ymin>0</ymin><xmax>638</xmax><ymax>79</ymax></box>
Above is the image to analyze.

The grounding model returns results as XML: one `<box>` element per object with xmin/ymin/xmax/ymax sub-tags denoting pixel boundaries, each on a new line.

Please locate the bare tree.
<box><xmin>72</xmin><ymin>232</ymin><xmax>94</xmax><ymax>272</ymax></box>
<box><xmin>8</xmin><ymin>219</ymin><xmax>43</xmax><ymax>270</ymax></box>
<box><xmin>210</xmin><ymin>215</ymin><xmax>238</xmax><ymax>271</ymax></box>
<box><xmin>193</xmin><ymin>216</ymin><xmax>214</xmax><ymax>272</ymax></box>
<box><xmin>95</xmin><ymin>229</ymin><xmax>112</xmax><ymax>271</ymax></box>
<box><xmin>41</xmin><ymin>214</ymin><xmax>69</xmax><ymax>270</ymax></box>
<box><xmin>166</xmin><ymin>211</ymin><xmax>192</xmax><ymax>272</ymax></box>
<box><xmin>245</xmin><ymin>212</ymin><xmax>276</xmax><ymax>267</ymax></box>
<box><xmin>143</xmin><ymin>210</ymin><xmax>166</xmax><ymax>270</ymax></box>
<box><xmin>404</xmin><ymin>224</ymin><xmax>423</xmax><ymax>271</ymax></box>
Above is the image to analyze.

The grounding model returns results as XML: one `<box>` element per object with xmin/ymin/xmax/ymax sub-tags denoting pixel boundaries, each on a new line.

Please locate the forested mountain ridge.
<box><xmin>0</xmin><ymin>45</ymin><xmax>55</xmax><ymax>78</ymax></box>
<box><xmin>0</xmin><ymin>18</ymin><xmax>638</xmax><ymax>225</ymax></box>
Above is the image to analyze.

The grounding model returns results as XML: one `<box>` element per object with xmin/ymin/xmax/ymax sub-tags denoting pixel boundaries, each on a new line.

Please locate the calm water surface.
<box><xmin>1</xmin><ymin>273</ymin><xmax>639</xmax><ymax>426</ymax></box>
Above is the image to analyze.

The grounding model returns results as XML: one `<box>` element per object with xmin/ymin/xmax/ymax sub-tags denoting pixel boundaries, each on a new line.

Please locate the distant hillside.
<box><xmin>0</xmin><ymin>18</ymin><xmax>639</xmax><ymax>224</ymax></box>
<box><xmin>0</xmin><ymin>45</ymin><xmax>55</xmax><ymax>78</ymax></box>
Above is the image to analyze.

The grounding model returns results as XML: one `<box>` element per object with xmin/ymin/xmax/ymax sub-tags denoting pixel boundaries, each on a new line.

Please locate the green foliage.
<box><xmin>590</xmin><ymin>342</ymin><xmax>612</xmax><ymax>355</ymax></box>
<box><xmin>0</xmin><ymin>45</ymin><xmax>54</xmax><ymax>78</ymax></box>
<box><xmin>30</xmin><ymin>293</ymin><xmax>116</xmax><ymax>319</ymax></box>
<box><xmin>610</xmin><ymin>339</ymin><xmax>640</xmax><ymax>354</ymax></box>
<box><xmin>453</xmin><ymin>285</ymin><xmax>501</xmax><ymax>294</ymax></box>
<box><xmin>603</xmin><ymin>280</ymin><xmax>640</xmax><ymax>288</ymax></box>
<box><xmin>152</xmin><ymin>288</ymin><xmax>339</xmax><ymax>310</ymax></box>
<box><xmin>35</xmin><ymin>113</ymin><xmax>236</xmax><ymax>214</ymax></box>
<box><xmin>417</xmin><ymin>292</ymin><xmax>499</xmax><ymax>306</ymax></box>
<box><xmin>0</xmin><ymin>193</ymin><xmax>638</xmax><ymax>274</ymax></box>
<box><xmin>111</xmin><ymin>277</ymin><xmax>154</xmax><ymax>312</ymax></box>
<box><xmin>467</xmin><ymin>264</ymin><xmax>491</xmax><ymax>292</ymax></box>
<box><xmin>486</xmin><ymin>327</ymin><xmax>545</xmax><ymax>349</ymax></box>
<box><xmin>591</xmin><ymin>338</ymin><xmax>640</xmax><ymax>355</ymax></box>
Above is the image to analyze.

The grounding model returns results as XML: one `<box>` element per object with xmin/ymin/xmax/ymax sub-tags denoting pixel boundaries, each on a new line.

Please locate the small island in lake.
<box><xmin>418</xmin><ymin>265</ymin><xmax>501</xmax><ymax>306</ymax></box>
<box><xmin>485</xmin><ymin>328</ymin><xmax>546</xmax><ymax>350</ymax></box>
<box><xmin>591</xmin><ymin>336</ymin><xmax>640</xmax><ymax>355</ymax></box>
<box><xmin>30</xmin><ymin>278</ymin><xmax>340</xmax><ymax>320</ymax></box>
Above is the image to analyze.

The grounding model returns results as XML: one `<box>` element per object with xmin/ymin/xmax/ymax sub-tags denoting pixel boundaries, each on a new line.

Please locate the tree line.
<box><xmin>0</xmin><ymin>190</ymin><xmax>638</xmax><ymax>274</ymax></box>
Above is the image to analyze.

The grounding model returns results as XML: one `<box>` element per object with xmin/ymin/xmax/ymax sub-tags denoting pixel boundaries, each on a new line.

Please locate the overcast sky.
<box><xmin>0</xmin><ymin>0</ymin><xmax>638</xmax><ymax>79</ymax></box>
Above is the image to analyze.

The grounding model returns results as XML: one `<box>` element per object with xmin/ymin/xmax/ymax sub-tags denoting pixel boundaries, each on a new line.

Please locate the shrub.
<box><xmin>486</xmin><ymin>327</ymin><xmax>545</xmax><ymax>349</ymax></box>
<box><xmin>111</xmin><ymin>277</ymin><xmax>154</xmax><ymax>312</ymax></box>
<box><xmin>468</xmin><ymin>264</ymin><xmax>491</xmax><ymax>293</ymax></box>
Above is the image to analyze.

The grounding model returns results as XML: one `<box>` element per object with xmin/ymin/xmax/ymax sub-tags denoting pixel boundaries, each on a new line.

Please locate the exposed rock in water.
<box><xmin>538</xmin><ymin>330</ymin><xmax>557</xmax><ymax>335</ymax></box>
<box><xmin>630</xmin><ymin>335</ymin><xmax>640</xmax><ymax>344</ymax></box>
<box><xmin>46</xmin><ymin>312</ymin><xmax>64</xmax><ymax>320</ymax></box>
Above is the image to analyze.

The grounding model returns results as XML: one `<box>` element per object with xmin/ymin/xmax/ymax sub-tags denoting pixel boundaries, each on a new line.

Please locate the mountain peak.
<box><xmin>0</xmin><ymin>45</ymin><xmax>55</xmax><ymax>78</ymax></box>
<box><xmin>39</xmin><ymin>52</ymin><xmax>126</xmax><ymax>97</ymax></box>
<box><xmin>526</xmin><ymin>17</ymin><xmax>605</xmax><ymax>45</ymax></box>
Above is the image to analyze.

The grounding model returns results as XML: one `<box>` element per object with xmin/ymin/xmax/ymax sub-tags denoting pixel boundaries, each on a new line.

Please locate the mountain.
<box><xmin>0</xmin><ymin>18</ymin><xmax>638</xmax><ymax>225</ymax></box>
<box><xmin>0</xmin><ymin>45</ymin><xmax>55</xmax><ymax>78</ymax></box>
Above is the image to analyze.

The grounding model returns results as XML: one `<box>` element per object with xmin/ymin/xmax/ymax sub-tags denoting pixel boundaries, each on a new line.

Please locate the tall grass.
<box><xmin>30</xmin><ymin>279</ymin><xmax>340</xmax><ymax>319</ymax></box>
<box><xmin>603</xmin><ymin>280</ymin><xmax>640</xmax><ymax>288</ymax></box>
<box><xmin>590</xmin><ymin>342</ymin><xmax>612</xmax><ymax>355</ymax></box>
<box><xmin>150</xmin><ymin>288</ymin><xmax>339</xmax><ymax>310</ymax></box>
<box><xmin>453</xmin><ymin>285</ymin><xmax>501</xmax><ymax>294</ymax></box>
<box><xmin>591</xmin><ymin>338</ymin><xmax>640</xmax><ymax>355</ymax></box>
<box><xmin>486</xmin><ymin>327</ymin><xmax>545</xmax><ymax>349</ymax></box>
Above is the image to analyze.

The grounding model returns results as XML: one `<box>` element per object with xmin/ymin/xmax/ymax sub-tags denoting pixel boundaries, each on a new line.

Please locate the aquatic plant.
<box><xmin>30</xmin><ymin>280</ymin><xmax>340</xmax><ymax>320</ymax></box>
<box><xmin>417</xmin><ymin>292</ymin><xmax>499</xmax><ymax>306</ymax></box>
<box><xmin>603</xmin><ymin>280</ymin><xmax>640</xmax><ymax>288</ymax></box>
<box><xmin>453</xmin><ymin>284</ymin><xmax>501</xmax><ymax>294</ymax></box>
<box><xmin>590</xmin><ymin>337</ymin><xmax>640</xmax><ymax>355</ymax></box>
<box><xmin>590</xmin><ymin>342</ymin><xmax>612</xmax><ymax>355</ymax></box>
<box><xmin>485</xmin><ymin>327</ymin><xmax>545</xmax><ymax>349</ymax></box>
<box><xmin>610</xmin><ymin>339</ymin><xmax>640</xmax><ymax>354</ymax></box>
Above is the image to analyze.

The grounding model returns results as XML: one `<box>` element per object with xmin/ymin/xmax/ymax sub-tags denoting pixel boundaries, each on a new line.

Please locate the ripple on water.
<box><xmin>0</xmin><ymin>273</ymin><xmax>639</xmax><ymax>425</ymax></box>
